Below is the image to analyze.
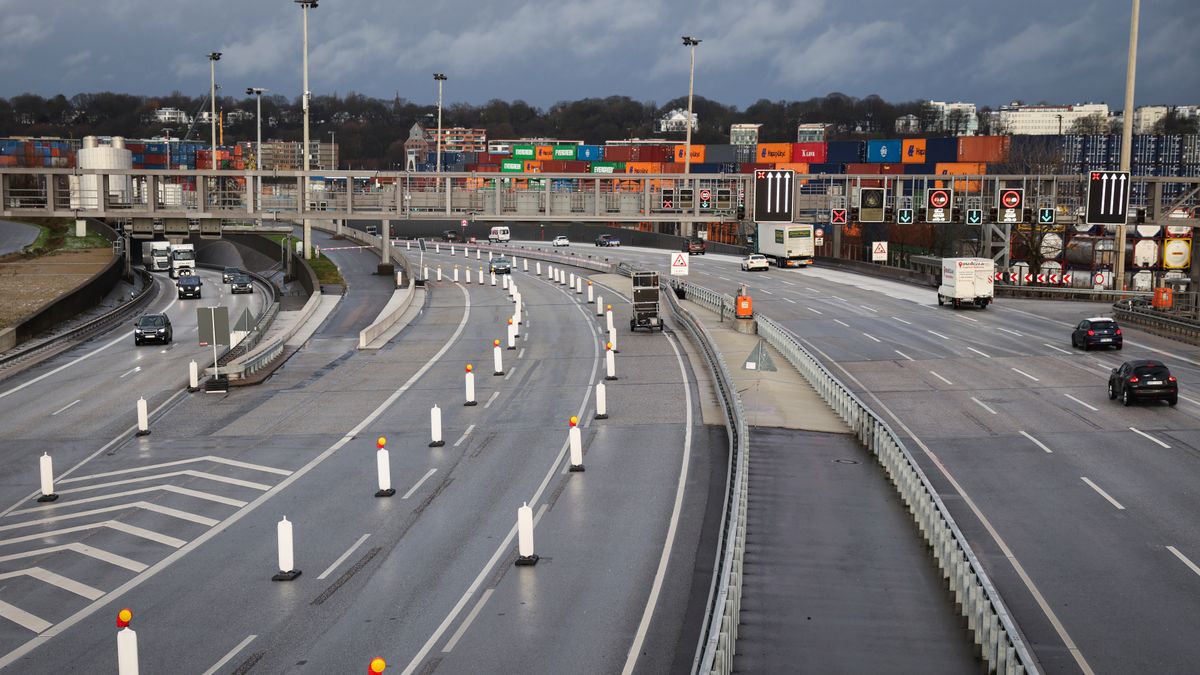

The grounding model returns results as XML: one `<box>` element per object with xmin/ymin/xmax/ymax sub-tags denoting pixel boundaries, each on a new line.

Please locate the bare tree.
<box><xmin>1070</xmin><ymin>113</ymin><xmax>1109</xmax><ymax>134</ymax></box>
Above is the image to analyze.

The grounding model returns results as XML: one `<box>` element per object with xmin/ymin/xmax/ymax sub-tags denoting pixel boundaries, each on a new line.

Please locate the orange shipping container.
<box><xmin>523</xmin><ymin>160</ymin><xmax>543</xmax><ymax>173</ymax></box>
<box><xmin>673</xmin><ymin>145</ymin><xmax>706</xmax><ymax>163</ymax></box>
<box><xmin>957</xmin><ymin>136</ymin><xmax>1009</xmax><ymax>163</ymax></box>
<box><xmin>624</xmin><ymin>162</ymin><xmax>662</xmax><ymax>174</ymax></box>
<box><xmin>773</xmin><ymin>163</ymin><xmax>809</xmax><ymax>184</ymax></box>
<box><xmin>535</xmin><ymin>146</ymin><xmax>554</xmax><ymax>161</ymax></box>
<box><xmin>756</xmin><ymin>143</ymin><xmax>792</xmax><ymax>163</ymax></box>
<box><xmin>902</xmin><ymin>139</ymin><xmax>926</xmax><ymax>164</ymax></box>
<box><xmin>935</xmin><ymin>162</ymin><xmax>986</xmax><ymax>192</ymax></box>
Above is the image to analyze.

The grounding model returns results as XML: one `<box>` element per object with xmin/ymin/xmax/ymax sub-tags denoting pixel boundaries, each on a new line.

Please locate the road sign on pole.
<box><xmin>966</xmin><ymin>209</ymin><xmax>982</xmax><ymax>224</ymax></box>
<box><xmin>896</xmin><ymin>208</ymin><xmax>914</xmax><ymax>224</ymax></box>
<box><xmin>997</xmin><ymin>188</ymin><xmax>1024</xmax><ymax>223</ymax></box>
<box><xmin>1086</xmin><ymin>171</ymin><xmax>1130</xmax><ymax>225</ymax></box>
<box><xmin>1038</xmin><ymin>208</ymin><xmax>1055</xmax><ymax>225</ymax></box>
<box><xmin>699</xmin><ymin>188</ymin><xmax>712</xmax><ymax>209</ymax></box>
<box><xmin>871</xmin><ymin>241</ymin><xmax>888</xmax><ymax>262</ymax></box>
<box><xmin>754</xmin><ymin>169</ymin><xmax>794</xmax><ymax>222</ymax></box>
<box><xmin>859</xmin><ymin>187</ymin><xmax>885</xmax><ymax>222</ymax></box>
<box><xmin>670</xmin><ymin>251</ymin><xmax>690</xmax><ymax>276</ymax></box>
<box><xmin>830</xmin><ymin>208</ymin><xmax>848</xmax><ymax>224</ymax></box>
<box><xmin>927</xmin><ymin>188</ymin><xmax>953</xmax><ymax>223</ymax></box>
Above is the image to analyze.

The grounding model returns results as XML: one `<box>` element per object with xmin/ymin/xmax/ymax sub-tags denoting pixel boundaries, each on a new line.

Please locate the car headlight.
<box><xmin>157</xmin><ymin>328</ymin><xmax>166</xmax><ymax>333</ymax></box>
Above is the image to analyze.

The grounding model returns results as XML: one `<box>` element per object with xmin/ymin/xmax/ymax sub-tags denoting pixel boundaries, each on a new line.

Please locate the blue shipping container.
<box><xmin>904</xmin><ymin>163</ymin><xmax>936</xmax><ymax>175</ymax></box>
<box><xmin>808</xmin><ymin>163</ymin><xmax>845</xmax><ymax>174</ymax></box>
<box><xmin>575</xmin><ymin>145</ymin><xmax>603</xmax><ymax>161</ymax></box>
<box><xmin>826</xmin><ymin>141</ymin><xmax>863</xmax><ymax>164</ymax></box>
<box><xmin>690</xmin><ymin>163</ymin><xmax>723</xmax><ymax>173</ymax></box>
<box><xmin>925</xmin><ymin>138</ymin><xmax>957</xmax><ymax>163</ymax></box>
<box><xmin>866</xmin><ymin>139</ymin><xmax>902</xmax><ymax>163</ymax></box>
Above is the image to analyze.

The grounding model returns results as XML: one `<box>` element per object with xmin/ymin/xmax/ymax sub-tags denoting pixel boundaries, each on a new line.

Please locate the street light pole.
<box><xmin>247</xmin><ymin>87</ymin><xmax>267</xmax><ymax>220</ymax></box>
<box><xmin>434</xmin><ymin>74</ymin><xmax>447</xmax><ymax>174</ymax></box>
<box><xmin>1114</xmin><ymin>0</ymin><xmax>1140</xmax><ymax>292</ymax></box>
<box><xmin>296</xmin><ymin>0</ymin><xmax>318</xmax><ymax>260</ymax></box>
<box><xmin>208</xmin><ymin>52</ymin><xmax>221</xmax><ymax>153</ymax></box>
<box><xmin>682</xmin><ymin>36</ymin><xmax>700</xmax><ymax>238</ymax></box>
<box><xmin>1056</xmin><ymin>114</ymin><xmax>1063</xmax><ymax>135</ymax></box>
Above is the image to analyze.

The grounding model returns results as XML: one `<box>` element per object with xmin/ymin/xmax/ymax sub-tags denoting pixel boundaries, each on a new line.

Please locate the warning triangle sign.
<box><xmin>672</xmin><ymin>253</ymin><xmax>688</xmax><ymax>267</ymax></box>
<box><xmin>873</xmin><ymin>242</ymin><xmax>887</xmax><ymax>255</ymax></box>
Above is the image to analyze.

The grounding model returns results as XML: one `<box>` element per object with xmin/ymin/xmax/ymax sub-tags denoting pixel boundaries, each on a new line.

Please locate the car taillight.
<box><xmin>1129</xmin><ymin>376</ymin><xmax>1139</xmax><ymax>383</ymax></box>
<box><xmin>1169</xmin><ymin>376</ymin><xmax>1177</xmax><ymax>383</ymax></box>
<box><xmin>1087</xmin><ymin>330</ymin><xmax>1095</xmax><ymax>336</ymax></box>
<box><xmin>1115</xmin><ymin>329</ymin><xmax>1122</xmax><ymax>335</ymax></box>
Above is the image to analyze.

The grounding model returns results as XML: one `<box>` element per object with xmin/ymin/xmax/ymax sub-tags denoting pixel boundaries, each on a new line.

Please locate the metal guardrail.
<box><xmin>1112</xmin><ymin>300</ymin><xmax>1200</xmax><ymax>343</ymax></box>
<box><xmin>752</xmin><ymin>314</ymin><xmax>1037</xmax><ymax>675</ymax></box>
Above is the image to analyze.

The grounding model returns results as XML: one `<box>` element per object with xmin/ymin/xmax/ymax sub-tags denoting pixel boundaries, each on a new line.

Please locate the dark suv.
<box><xmin>442</xmin><ymin>229</ymin><xmax>462</xmax><ymax>242</ymax></box>
<box><xmin>684</xmin><ymin>238</ymin><xmax>706</xmax><ymax>255</ymax></box>
<box><xmin>177</xmin><ymin>275</ymin><xmax>203</xmax><ymax>299</ymax></box>
<box><xmin>1072</xmin><ymin>317</ymin><xmax>1122</xmax><ymax>350</ymax></box>
<box><xmin>134</xmin><ymin>313</ymin><xmax>173</xmax><ymax>345</ymax></box>
<box><xmin>1108</xmin><ymin>360</ymin><xmax>1178</xmax><ymax>406</ymax></box>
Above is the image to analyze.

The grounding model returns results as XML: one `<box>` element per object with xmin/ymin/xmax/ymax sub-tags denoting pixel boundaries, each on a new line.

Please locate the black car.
<box><xmin>1108</xmin><ymin>360</ymin><xmax>1178</xmax><ymax>406</ymax></box>
<box><xmin>134</xmin><ymin>313</ymin><xmax>172</xmax><ymax>345</ymax></box>
<box><xmin>230</xmin><ymin>274</ymin><xmax>254</xmax><ymax>294</ymax></box>
<box><xmin>222</xmin><ymin>266</ymin><xmax>242</xmax><ymax>283</ymax></box>
<box><xmin>595</xmin><ymin>234</ymin><xmax>621</xmax><ymax>247</ymax></box>
<box><xmin>177</xmin><ymin>275</ymin><xmax>203</xmax><ymax>299</ymax></box>
<box><xmin>442</xmin><ymin>229</ymin><xmax>462</xmax><ymax>242</ymax></box>
<box><xmin>1072</xmin><ymin>317</ymin><xmax>1123</xmax><ymax>351</ymax></box>
<box><xmin>489</xmin><ymin>257</ymin><xmax>512</xmax><ymax>274</ymax></box>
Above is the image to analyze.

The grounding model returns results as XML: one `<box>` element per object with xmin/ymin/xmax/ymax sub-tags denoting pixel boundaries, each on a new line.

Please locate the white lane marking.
<box><xmin>1011</xmin><ymin>368</ymin><xmax>1039</xmax><ymax>382</ymax></box>
<box><xmin>930</xmin><ymin>371</ymin><xmax>953</xmax><ymax>385</ymax></box>
<box><xmin>0</xmin><ymin>520</ymin><xmax>185</xmax><ymax>549</ymax></box>
<box><xmin>999</xmin><ymin>327</ymin><xmax>1023</xmax><ymax>336</ymax></box>
<box><xmin>1019</xmin><ymin>431</ymin><xmax>1054</xmax><ymax>454</ymax></box>
<box><xmin>1064</xmin><ymin>394</ymin><xmax>1099</xmax><ymax>412</ymax></box>
<box><xmin>716</xmin><ymin>275</ymin><xmax>730</xmax><ymax>281</ymax></box>
<box><xmin>797</xmin><ymin>337</ymin><xmax>1097</xmax><ymax>675</ymax></box>
<box><xmin>834</xmin><ymin>319</ymin><xmax>849</xmax><ymax>328</ymax></box>
<box><xmin>805</xmin><ymin>287</ymin><xmax>819</xmax><ymax>293</ymax></box>
<box><xmin>0</xmin><ymin>543</ymin><xmax>146</xmax><ymax>572</ymax></box>
<box><xmin>967</xmin><ymin>347</ymin><xmax>991</xmax><ymax>358</ymax></box>
<box><xmin>1167</xmin><ymin>546</ymin><xmax>1200</xmax><ymax>578</ymax></box>
<box><xmin>442</xmin><ymin>588</ymin><xmax>495</xmax><ymax>653</ymax></box>
<box><xmin>59</xmin><ymin>456</ymin><xmax>292</xmax><ymax>483</ymax></box>
<box><xmin>1129</xmin><ymin>427</ymin><xmax>1171</xmax><ymax>449</ymax></box>
<box><xmin>0</xmin><ymin>567</ymin><xmax>103</xmax><ymax>600</ymax></box>
<box><xmin>860</xmin><ymin>305</ymin><xmax>877</xmax><ymax>312</ymax></box>
<box><xmin>1182</xmin><ymin>395</ymin><xmax>1200</xmax><ymax>407</ymax></box>
<box><xmin>862</xmin><ymin>333</ymin><xmax>881</xmax><ymax>343</ymax></box>
<box><xmin>402</xmin><ymin>469</ymin><xmax>439</xmax><ymax>500</ymax></box>
<box><xmin>1124</xmin><ymin>339</ymin><xmax>1200</xmax><ymax>368</ymax></box>
<box><xmin>831</xmin><ymin>295</ymin><xmax>846</xmax><ymax>301</ymax></box>
<box><xmin>57</xmin><ymin>470</ymin><xmax>271</xmax><ymax>495</ymax></box>
<box><xmin>779</xmin><ymin>280</ymin><xmax>796</xmax><ymax>286</ymax></box>
<box><xmin>504</xmin><ymin>369</ymin><xmax>514</xmax><ymax>381</ymax></box>
<box><xmin>807</xmin><ymin>307</ymin><xmax>823</xmax><ymax>315</ymax></box>
<box><xmin>12</xmin><ymin>485</ymin><xmax>246</xmax><ymax>515</ymax></box>
<box><xmin>927</xmin><ymin>330</ymin><xmax>949</xmax><ymax>340</ymax></box>
<box><xmin>0</xmin><ymin>330</ymin><xmax>126</xmax><ymax>400</ymax></box>
<box><xmin>784</xmin><ymin>298</ymin><xmax>796</xmax><ymax>304</ymax></box>
<box><xmin>895</xmin><ymin>350</ymin><xmax>914</xmax><ymax>361</ymax></box>
<box><xmin>200</xmin><ymin>635</ymin><xmax>258</xmax><ymax>675</ymax></box>
<box><xmin>759</xmin><ymin>289</ymin><xmax>773</xmax><ymax>295</ymax></box>
<box><xmin>1081</xmin><ymin>477</ymin><xmax>1126</xmax><ymax>510</ymax></box>
<box><xmin>483</xmin><ymin>391</ymin><xmax>500</xmax><ymax>409</ymax></box>
<box><xmin>1044</xmin><ymin>343</ymin><xmax>1072</xmax><ymax>354</ymax></box>
<box><xmin>970</xmin><ymin>397</ymin><xmax>998</xmax><ymax>415</ymax></box>
<box><xmin>958</xmin><ymin>315</ymin><xmax>979</xmax><ymax>323</ymax></box>
<box><xmin>532</xmin><ymin>503</ymin><xmax>548</xmax><ymax>528</ymax></box>
<box><xmin>0</xmin><ymin>284</ymin><xmax>476</xmax><ymax>671</ymax></box>
<box><xmin>0</xmin><ymin>599</ymin><xmax>50</xmax><ymax>633</ymax></box>
<box><xmin>453</xmin><ymin>425</ymin><xmax>476</xmax><ymax>447</ymax></box>
<box><xmin>0</xmin><ymin>501</ymin><xmax>218</xmax><ymax>532</ymax></box>
<box><xmin>891</xmin><ymin>316</ymin><xmax>912</xmax><ymax>325</ymax></box>
<box><xmin>50</xmin><ymin>400</ymin><xmax>81</xmax><ymax>416</ymax></box>
<box><xmin>620</xmin><ymin>330</ymin><xmax>693</xmax><ymax>675</ymax></box>
<box><xmin>517</xmin><ymin>348</ymin><xmax>525</xmax><ymax>359</ymax></box>
<box><xmin>317</xmin><ymin>534</ymin><xmax>371</xmax><ymax>580</ymax></box>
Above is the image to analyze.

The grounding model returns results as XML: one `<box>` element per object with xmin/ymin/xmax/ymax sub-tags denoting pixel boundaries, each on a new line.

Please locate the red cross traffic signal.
<box><xmin>830</xmin><ymin>208</ymin><xmax>848</xmax><ymax>224</ymax></box>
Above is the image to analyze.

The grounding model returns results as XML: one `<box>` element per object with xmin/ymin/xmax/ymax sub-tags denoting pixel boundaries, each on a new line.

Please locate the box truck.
<box><xmin>756</xmin><ymin>223</ymin><xmax>814</xmax><ymax>267</ymax></box>
<box><xmin>938</xmin><ymin>257</ymin><xmax>994</xmax><ymax>308</ymax></box>
<box><xmin>169</xmin><ymin>243</ymin><xmax>196</xmax><ymax>278</ymax></box>
<box><xmin>142</xmin><ymin>241</ymin><xmax>171</xmax><ymax>272</ymax></box>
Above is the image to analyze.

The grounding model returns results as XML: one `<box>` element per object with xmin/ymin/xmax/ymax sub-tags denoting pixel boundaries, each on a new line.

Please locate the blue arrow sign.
<box><xmin>898</xmin><ymin>209</ymin><xmax>913</xmax><ymax>224</ymax></box>
<box><xmin>967</xmin><ymin>209</ymin><xmax>982</xmax><ymax>224</ymax></box>
<box><xmin>1039</xmin><ymin>208</ymin><xmax>1055</xmax><ymax>224</ymax></box>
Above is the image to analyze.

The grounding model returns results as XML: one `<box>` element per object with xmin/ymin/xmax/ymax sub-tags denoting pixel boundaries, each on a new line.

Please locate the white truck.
<box><xmin>142</xmin><ymin>241</ymin><xmax>171</xmax><ymax>272</ymax></box>
<box><xmin>938</xmin><ymin>257</ymin><xmax>994</xmax><ymax>308</ymax></box>
<box><xmin>169</xmin><ymin>243</ymin><xmax>196</xmax><ymax>278</ymax></box>
<box><xmin>756</xmin><ymin>223</ymin><xmax>814</xmax><ymax>268</ymax></box>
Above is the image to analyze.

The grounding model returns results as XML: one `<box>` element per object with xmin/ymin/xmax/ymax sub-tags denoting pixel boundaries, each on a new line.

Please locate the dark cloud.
<box><xmin>0</xmin><ymin>0</ymin><xmax>1195</xmax><ymax>109</ymax></box>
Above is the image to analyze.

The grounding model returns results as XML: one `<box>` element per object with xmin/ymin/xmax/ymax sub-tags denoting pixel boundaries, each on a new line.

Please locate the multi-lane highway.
<box><xmin>507</xmin><ymin>239</ymin><xmax>1200</xmax><ymax>674</ymax></box>
<box><xmin>0</xmin><ymin>239</ymin><xmax>722</xmax><ymax>673</ymax></box>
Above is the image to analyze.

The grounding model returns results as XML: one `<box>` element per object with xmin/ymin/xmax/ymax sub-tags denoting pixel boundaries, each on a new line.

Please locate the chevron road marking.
<box><xmin>11</xmin><ymin>486</ymin><xmax>247</xmax><ymax>516</ymax></box>
<box><xmin>56</xmin><ymin>470</ymin><xmax>272</xmax><ymax>495</ymax></box>
<box><xmin>57</xmin><ymin>456</ymin><xmax>292</xmax><ymax>484</ymax></box>
<box><xmin>0</xmin><ymin>521</ymin><xmax>186</xmax><ymax>549</ymax></box>
<box><xmin>0</xmin><ymin>543</ymin><xmax>146</xmax><ymax>572</ymax></box>
<box><xmin>0</xmin><ymin>567</ymin><xmax>103</xmax><ymax>600</ymax></box>
<box><xmin>0</xmin><ymin>599</ymin><xmax>50</xmax><ymax>633</ymax></box>
<box><xmin>0</xmin><ymin>502</ymin><xmax>219</xmax><ymax>532</ymax></box>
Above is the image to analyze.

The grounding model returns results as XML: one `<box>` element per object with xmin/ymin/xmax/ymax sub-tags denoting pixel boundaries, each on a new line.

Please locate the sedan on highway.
<box><xmin>489</xmin><ymin>256</ymin><xmax>512</xmax><ymax>274</ymax></box>
<box><xmin>1072</xmin><ymin>317</ymin><xmax>1122</xmax><ymax>350</ymax></box>
<box><xmin>222</xmin><ymin>266</ymin><xmax>242</xmax><ymax>283</ymax></box>
<box><xmin>741</xmin><ymin>254</ymin><xmax>769</xmax><ymax>271</ymax></box>
<box><xmin>230</xmin><ymin>274</ymin><xmax>254</xmax><ymax>294</ymax></box>
<box><xmin>1108</xmin><ymin>360</ymin><xmax>1178</xmax><ymax>406</ymax></box>
<box><xmin>595</xmin><ymin>234</ymin><xmax>621</xmax><ymax>247</ymax></box>
<box><xmin>133</xmin><ymin>313</ymin><xmax>173</xmax><ymax>345</ymax></box>
<box><xmin>552</xmin><ymin>235</ymin><xmax>570</xmax><ymax>247</ymax></box>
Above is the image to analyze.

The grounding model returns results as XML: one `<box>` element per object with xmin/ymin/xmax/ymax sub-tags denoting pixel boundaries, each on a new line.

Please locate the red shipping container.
<box><xmin>845</xmin><ymin>163</ymin><xmax>881</xmax><ymax>174</ymax></box>
<box><xmin>957</xmin><ymin>136</ymin><xmax>1010</xmax><ymax>163</ymax></box>
<box><xmin>639</xmin><ymin>146</ymin><xmax>673</xmax><ymax>163</ymax></box>
<box><xmin>603</xmin><ymin>146</ymin><xmax>634</xmax><ymax>163</ymax></box>
<box><xmin>879</xmin><ymin>163</ymin><xmax>904</xmax><ymax>174</ymax></box>
<box><xmin>144</xmin><ymin>154</ymin><xmax>167</xmax><ymax>163</ymax></box>
<box><xmin>791</xmin><ymin>142</ymin><xmax>827</xmax><ymax>163</ymax></box>
<box><xmin>738</xmin><ymin>163</ymin><xmax>774</xmax><ymax>173</ymax></box>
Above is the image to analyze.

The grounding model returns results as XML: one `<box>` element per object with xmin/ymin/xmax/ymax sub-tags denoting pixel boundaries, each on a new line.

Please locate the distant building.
<box><xmin>997</xmin><ymin>102</ymin><xmax>1110</xmax><ymax>135</ymax></box>
<box><xmin>894</xmin><ymin>114</ymin><xmax>921</xmax><ymax>135</ymax></box>
<box><xmin>225</xmin><ymin>109</ymin><xmax>254</xmax><ymax>125</ymax></box>
<box><xmin>404</xmin><ymin>123</ymin><xmax>431</xmax><ymax>170</ymax></box>
<box><xmin>153</xmin><ymin>107</ymin><xmax>190</xmax><ymax>125</ymax></box>
<box><xmin>255</xmin><ymin>140</ymin><xmax>336</xmax><ymax>170</ymax></box>
<box><xmin>431</xmin><ymin>127</ymin><xmax>487</xmax><ymax>153</ymax></box>
<box><xmin>730</xmin><ymin>123</ymin><xmax>761</xmax><ymax>146</ymax></box>
<box><xmin>1132</xmin><ymin>105</ymin><xmax>1169</xmax><ymax>134</ymax></box>
<box><xmin>927</xmin><ymin>101</ymin><xmax>978</xmax><ymax>135</ymax></box>
<box><xmin>795</xmin><ymin>123</ymin><xmax>830</xmax><ymax>143</ymax></box>
<box><xmin>657</xmin><ymin>108</ymin><xmax>698</xmax><ymax>133</ymax></box>
<box><xmin>1174</xmin><ymin>105</ymin><xmax>1200</xmax><ymax>121</ymax></box>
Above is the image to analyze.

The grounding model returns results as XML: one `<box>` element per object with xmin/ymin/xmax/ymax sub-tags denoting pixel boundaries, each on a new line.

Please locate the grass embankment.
<box><xmin>264</xmin><ymin>233</ymin><xmax>345</xmax><ymax>285</ymax></box>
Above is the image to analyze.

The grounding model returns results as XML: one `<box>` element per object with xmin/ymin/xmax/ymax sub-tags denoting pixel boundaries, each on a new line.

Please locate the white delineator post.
<box><xmin>514</xmin><ymin>294</ymin><xmax>523</xmax><ymax>325</ymax></box>
<box><xmin>523</xmin><ymin>258</ymin><xmax>529</xmax><ymax>272</ymax></box>
<box><xmin>568</xmin><ymin>416</ymin><xmax>584</xmax><ymax>472</ymax></box>
<box><xmin>576</xmin><ymin>277</ymin><xmax>583</xmax><ymax>295</ymax></box>
<box><xmin>595</xmin><ymin>294</ymin><xmax>604</xmax><ymax>317</ymax></box>
<box><xmin>435</xmin><ymin>242</ymin><xmax>440</xmax><ymax>254</ymax></box>
<box><xmin>515</xmin><ymin>502</ymin><xmax>538</xmax><ymax>566</ymax></box>
<box><xmin>37</xmin><ymin>453</ymin><xmax>57</xmax><ymax>502</ymax></box>
<box><xmin>569</xmin><ymin>272</ymin><xmax>575</xmax><ymax>287</ymax></box>
<box><xmin>375</xmin><ymin>436</ymin><xmax>395</xmax><ymax>497</ymax></box>
<box><xmin>476</xmin><ymin>248</ymin><xmax>481</xmax><ymax>260</ymax></box>
<box><xmin>478</xmin><ymin>267</ymin><xmax>484</xmax><ymax>285</ymax></box>
<box><xmin>135</xmin><ymin>397</ymin><xmax>150</xmax><ymax>436</ymax></box>
<box><xmin>507</xmin><ymin>319</ymin><xmax>517</xmax><ymax>349</ymax></box>
<box><xmin>493</xmin><ymin>339</ymin><xmax>504</xmax><ymax>376</ymax></box>
<box><xmin>587</xmin><ymin>280</ymin><xmax>594</xmax><ymax>304</ymax></box>
<box><xmin>423</xmin><ymin>266</ymin><xmax>429</xmax><ymax>280</ymax></box>
<box><xmin>491</xmin><ymin>272</ymin><xmax>497</xmax><ymax>286</ymax></box>
<box><xmin>116</xmin><ymin>609</ymin><xmax>137</xmax><ymax>675</ymax></box>
<box><xmin>272</xmin><ymin>516</ymin><xmax>301</xmax><ymax>580</ymax></box>
<box><xmin>451</xmin><ymin>244</ymin><xmax>455</xmax><ymax>256</ymax></box>
<box><xmin>429</xmin><ymin>405</ymin><xmax>445</xmax><ymax>447</ymax></box>
<box><xmin>595</xmin><ymin>382</ymin><xmax>608</xmax><ymax>420</ymax></box>
<box><xmin>465</xmin><ymin>364</ymin><xmax>477</xmax><ymax>406</ymax></box>
<box><xmin>437</xmin><ymin>267</ymin><xmax>443</xmax><ymax>282</ymax></box>
<box><xmin>536</xmin><ymin>262</ymin><xmax>542</xmax><ymax>276</ymax></box>
<box><xmin>488</xmin><ymin>251</ymin><xmax>493</xmax><ymax>261</ymax></box>
<box><xmin>609</xmin><ymin>325</ymin><xmax>619</xmax><ymax>354</ymax></box>
<box><xmin>605</xmin><ymin>341</ymin><xmax>617</xmax><ymax>381</ymax></box>
<box><xmin>453</xmin><ymin>267</ymin><xmax>460</xmax><ymax>283</ymax></box>
<box><xmin>605</xmin><ymin>305</ymin><xmax>615</xmax><ymax>333</ymax></box>
<box><xmin>188</xmin><ymin>360</ymin><xmax>199</xmax><ymax>392</ymax></box>
<box><xmin>502</xmin><ymin>274</ymin><xmax>510</xmax><ymax>290</ymax></box>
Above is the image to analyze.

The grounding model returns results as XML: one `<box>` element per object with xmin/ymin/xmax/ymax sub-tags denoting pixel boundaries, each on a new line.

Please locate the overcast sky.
<box><xmin>2</xmin><ymin>0</ymin><xmax>1196</xmax><ymax>110</ymax></box>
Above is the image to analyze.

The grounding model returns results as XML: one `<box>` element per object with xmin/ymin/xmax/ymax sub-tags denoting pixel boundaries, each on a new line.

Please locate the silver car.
<box><xmin>741</xmin><ymin>254</ymin><xmax>769</xmax><ymax>271</ymax></box>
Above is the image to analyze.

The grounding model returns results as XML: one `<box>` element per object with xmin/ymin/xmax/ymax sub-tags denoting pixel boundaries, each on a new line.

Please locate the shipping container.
<box><xmin>552</xmin><ymin>145</ymin><xmax>577</xmax><ymax>160</ymax></box>
<box><xmin>902</xmin><ymin>139</ymin><xmax>926</xmax><ymax>164</ymax></box>
<box><xmin>673</xmin><ymin>144</ymin><xmax>706</xmax><ymax>163</ymax></box>
<box><xmin>523</xmin><ymin>160</ymin><xmax>543</xmax><ymax>173</ymax></box>
<box><xmin>534</xmin><ymin>146</ymin><xmax>553</xmax><ymax>161</ymax></box>
<box><xmin>866</xmin><ymin>139</ymin><xmax>902</xmax><ymax>163</ymax></box>
<box><xmin>501</xmin><ymin>159</ymin><xmax>524</xmax><ymax>172</ymax></box>
<box><xmin>756</xmin><ymin>143</ymin><xmax>792</xmax><ymax>163</ymax></box>
<box><xmin>705</xmin><ymin>144</ymin><xmax>738</xmax><ymax>164</ymax></box>
<box><xmin>791</xmin><ymin>142</ymin><xmax>827</xmax><ymax>164</ymax></box>
<box><xmin>846</xmin><ymin>163</ymin><xmax>882</xmax><ymax>174</ymax></box>
<box><xmin>575</xmin><ymin>145</ymin><xmax>603</xmax><ymax>162</ymax></box>
<box><xmin>541</xmin><ymin>160</ymin><xmax>589</xmax><ymax>172</ymax></box>
<box><xmin>936</xmin><ymin>162</ymin><xmax>987</xmax><ymax>175</ymax></box>
<box><xmin>1183</xmin><ymin>135</ymin><xmax>1200</xmax><ymax>164</ymax></box>
<box><xmin>879</xmin><ymin>163</ymin><xmax>904</xmax><ymax>175</ymax></box>
<box><xmin>589</xmin><ymin>161</ymin><xmax>625</xmax><ymax>173</ymax></box>
<box><xmin>904</xmin><ymin>163</ymin><xmax>937</xmax><ymax>175</ymax></box>
<box><xmin>773</xmin><ymin>163</ymin><xmax>809</xmax><ymax>174</ymax></box>
<box><xmin>925</xmin><ymin>137</ymin><xmax>958</xmax><ymax>164</ymax></box>
<box><xmin>512</xmin><ymin>145</ymin><xmax>536</xmax><ymax>160</ymax></box>
<box><xmin>827</xmin><ymin>140</ymin><xmax>865</xmax><ymax>164</ymax></box>
<box><xmin>602</xmin><ymin>146</ymin><xmax>635</xmax><ymax>163</ymax></box>
<box><xmin>738</xmin><ymin>162</ymin><xmax>774</xmax><ymax>173</ymax></box>
<box><xmin>957</xmin><ymin>136</ymin><xmax>1009</xmax><ymax>163</ymax></box>
<box><xmin>624</xmin><ymin>162</ymin><xmax>663</xmax><ymax>174</ymax></box>
<box><xmin>689</xmin><ymin>162</ymin><xmax>725</xmax><ymax>173</ymax></box>
<box><xmin>733</xmin><ymin>145</ymin><xmax>756</xmax><ymax>163</ymax></box>
<box><xmin>640</xmin><ymin>145</ymin><xmax>674</xmax><ymax>163</ymax></box>
<box><xmin>808</xmin><ymin>163</ymin><xmax>845</xmax><ymax>174</ymax></box>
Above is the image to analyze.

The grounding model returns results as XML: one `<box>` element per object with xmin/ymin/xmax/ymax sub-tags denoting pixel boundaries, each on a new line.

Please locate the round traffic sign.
<box><xmin>815</xmin><ymin>227</ymin><xmax>825</xmax><ymax>237</ymax></box>
<box><xmin>461</xmin><ymin>219</ymin><xmax>468</xmax><ymax>227</ymax></box>
<box><xmin>1094</xmin><ymin>272</ymin><xmax>1105</xmax><ymax>284</ymax></box>
<box><xmin>930</xmin><ymin>189</ymin><xmax>950</xmax><ymax>209</ymax></box>
<box><xmin>699</xmin><ymin>189</ymin><xmax>712</xmax><ymax>200</ymax></box>
<box><xmin>1001</xmin><ymin>190</ymin><xmax>1022</xmax><ymax>209</ymax></box>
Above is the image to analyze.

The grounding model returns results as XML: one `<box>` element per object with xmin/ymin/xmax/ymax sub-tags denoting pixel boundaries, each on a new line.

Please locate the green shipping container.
<box><xmin>501</xmin><ymin>159</ymin><xmax>525</xmax><ymax>172</ymax></box>
<box><xmin>553</xmin><ymin>145</ymin><xmax>577</xmax><ymax>159</ymax></box>
<box><xmin>590</xmin><ymin>162</ymin><xmax>626</xmax><ymax>173</ymax></box>
<box><xmin>512</xmin><ymin>145</ymin><xmax>536</xmax><ymax>160</ymax></box>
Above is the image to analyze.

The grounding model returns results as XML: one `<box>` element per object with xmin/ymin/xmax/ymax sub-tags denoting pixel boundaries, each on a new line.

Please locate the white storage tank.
<box><xmin>69</xmin><ymin>136</ymin><xmax>133</xmax><ymax>210</ymax></box>
<box><xmin>1133</xmin><ymin>239</ymin><xmax>1159</xmax><ymax>269</ymax></box>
